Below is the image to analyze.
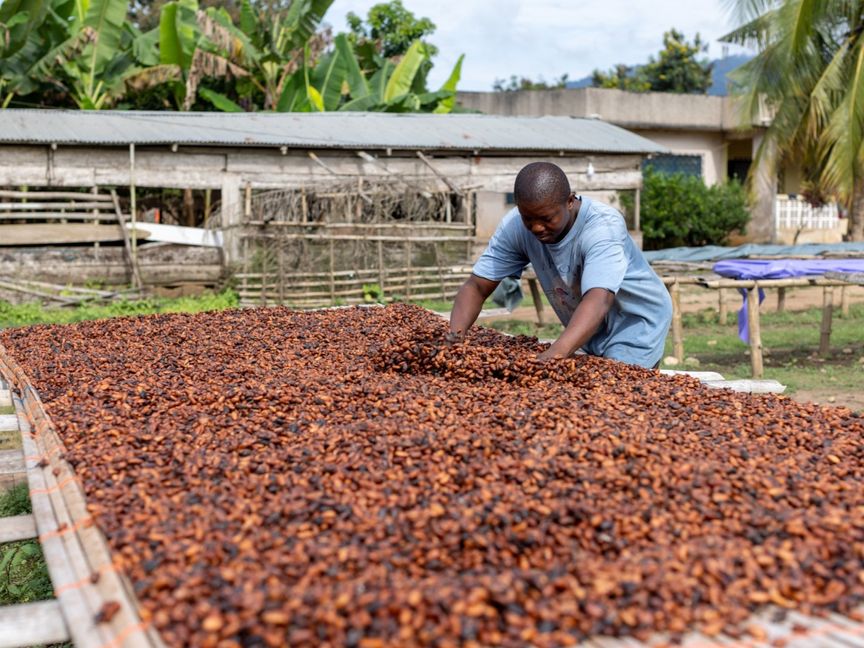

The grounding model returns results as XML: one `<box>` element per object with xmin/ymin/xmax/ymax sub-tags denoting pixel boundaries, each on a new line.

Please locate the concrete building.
<box><xmin>458</xmin><ymin>87</ymin><xmax>846</xmax><ymax>244</ymax></box>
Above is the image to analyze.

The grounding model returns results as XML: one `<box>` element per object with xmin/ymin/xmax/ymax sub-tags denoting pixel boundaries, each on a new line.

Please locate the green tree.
<box><xmin>639</xmin><ymin>169</ymin><xmax>750</xmax><ymax>249</ymax></box>
<box><xmin>591</xmin><ymin>29</ymin><xmax>712</xmax><ymax>94</ymax></box>
<box><xmin>492</xmin><ymin>73</ymin><xmax>569</xmax><ymax>92</ymax></box>
<box><xmin>590</xmin><ymin>64</ymin><xmax>650</xmax><ymax>92</ymax></box>
<box><xmin>642</xmin><ymin>29</ymin><xmax>712</xmax><ymax>93</ymax></box>
<box><xmin>724</xmin><ymin>0</ymin><xmax>864</xmax><ymax>241</ymax></box>
<box><xmin>346</xmin><ymin>0</ymin><xmax>436</xmax><ymax>59</ymax></box>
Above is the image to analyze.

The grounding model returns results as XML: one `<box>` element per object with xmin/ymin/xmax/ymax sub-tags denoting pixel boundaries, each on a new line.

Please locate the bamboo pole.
<box><xmin>245</xmin><ymin>221</ymin><xmax>472</xmax><ymax>230</ymax></box>
<box><xmin>405</xmin><ymin>240</ymin><xmax>412</xmax><ymax>299</ymax></box>
<box><xmin>819</xmin><ymin>286</ymin><xmax>834</xmax><ymax>356</ymax></box>
<box><xmin>328</xmin><ymin>238</ymin><xmax>335</xmax><ymax>301</ymax></box>
<box><xmin>776</xmin><ymin>287</ymin><xmax>786</xmax><ymax>313</ymax></box>
<box><xmin>377</xmin><ymin>239</ymin><xmax>385</xmax><ymax>297</ymax></box>
<box><xmin>841</xmin><ymin>285</ymin><xmax>850</xmax><ymax>317</ymax></box>
<box><xmin>129</xmin><ymin>144</ymin><xmax>137</xmax><ymax>280</ymax></box>
<box><xmin>670</xmin><ymin>280</ymin><xmax>684</xmax><ymax>363</ymax></box>
<box><xmin>748</xmin><ymin>285</ymin><xmax>763</xmax><ymax>378</ymax></box>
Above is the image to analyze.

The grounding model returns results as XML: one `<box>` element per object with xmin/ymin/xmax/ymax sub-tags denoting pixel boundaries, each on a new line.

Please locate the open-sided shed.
<box><xmin>0</xmin><ymin>110</ymin><xmax>664</xmax><ymax>304</ymax></box>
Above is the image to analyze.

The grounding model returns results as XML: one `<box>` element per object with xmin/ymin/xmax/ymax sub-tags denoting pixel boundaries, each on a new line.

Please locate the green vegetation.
<box><xmin>724</xmin><ymin>0</ymin><xmax>864</xmax><ymax>241</ymax></box>
<box><xmin>0</xmin><ymin>0</ymin><xmax>464</xmax><ymax>114</ymax></box>
<box><xmin>0</xmin><ymin>290</ymin><xmax>239</xmax><ymax>329</ymax></box>
<box><xmin>592</xmin><ymin>29</ymin><xmax>712</xmax><ymax>94</ymax></box>
<box><xmin>639</xmin><ymin>169</ymin><xmax>750</xmax><ymax>249</ymax></box>
<box><xmin>0</xmin><ymin>484</ymin><xmax>52</xmax><ymax>605</ymax></box>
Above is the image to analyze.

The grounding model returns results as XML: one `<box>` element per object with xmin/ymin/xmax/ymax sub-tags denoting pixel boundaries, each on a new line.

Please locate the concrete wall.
<box><xmin>458</xmin><ymin>87</ymin><xmax>749</xmax><ymax>132</ymax></box>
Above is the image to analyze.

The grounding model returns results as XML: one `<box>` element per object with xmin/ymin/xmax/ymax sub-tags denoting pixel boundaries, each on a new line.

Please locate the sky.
<box><xmin>324</xmin><ymin>0</ymin><xmax>755</xmax><ymax>91</ymax></box>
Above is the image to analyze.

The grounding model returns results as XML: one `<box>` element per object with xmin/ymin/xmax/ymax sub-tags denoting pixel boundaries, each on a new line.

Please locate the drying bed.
<box><xmin>1</xmin><ymin>304</ymin><xmax>863</xmax><ymax>647</ymax></box>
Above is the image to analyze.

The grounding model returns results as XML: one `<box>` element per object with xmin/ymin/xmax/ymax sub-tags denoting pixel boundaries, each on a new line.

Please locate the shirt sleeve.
<box><xmin>472</xmin><ymin>213</ymin><xmax>530</xmax><ymax>281</ymax></box>
<box><xmin>580</xmin><ymin>234</ymin><xmax>627</xmax><ymax>295</ymax></box>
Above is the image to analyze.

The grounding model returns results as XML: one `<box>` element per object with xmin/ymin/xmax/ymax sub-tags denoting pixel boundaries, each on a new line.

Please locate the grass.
<box><xmin>0</xmin><ymin>290</ymin><xmax>240</xmax><ymax>329</ymax></box>
<box><xmin>0</xmin><ymin>484</ymin><xmax>52</xmax><ymax>606</ymax></box>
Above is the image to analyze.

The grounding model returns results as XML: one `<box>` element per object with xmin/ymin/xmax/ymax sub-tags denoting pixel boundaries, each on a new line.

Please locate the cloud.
<box><xmin>325</xmin><ymin>0</ymin><xmax>750</xmax><ymax>90</ymax></box>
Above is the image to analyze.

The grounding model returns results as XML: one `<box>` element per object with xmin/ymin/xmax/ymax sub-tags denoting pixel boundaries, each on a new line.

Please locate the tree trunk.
<box><xmin>850</xmin><ymin>181</ymin><xmax>864</xmax><ymax>242</ymax></box>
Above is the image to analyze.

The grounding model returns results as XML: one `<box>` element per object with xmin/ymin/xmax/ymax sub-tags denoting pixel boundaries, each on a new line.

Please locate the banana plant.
<box><xmin>197</xmin><ymin>0</ymin><xmax>334</xmax><ymax>112</ymax></box>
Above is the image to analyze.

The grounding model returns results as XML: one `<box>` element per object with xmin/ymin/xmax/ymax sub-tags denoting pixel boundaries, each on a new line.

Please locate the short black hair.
<box><xmin>513</xmin><ymin>162</ymin><xmax>571</xmax><ymax>206</ymax></box>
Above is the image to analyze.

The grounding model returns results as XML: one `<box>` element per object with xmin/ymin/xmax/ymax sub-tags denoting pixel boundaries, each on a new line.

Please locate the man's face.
<box><xmin>518</xmin><ymin>194</ymin><xmax>576</xmax><ymax>244</ymax></box>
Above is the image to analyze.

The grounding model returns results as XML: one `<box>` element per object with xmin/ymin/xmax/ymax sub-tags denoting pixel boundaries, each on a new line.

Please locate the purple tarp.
<box><xmin>712</xmin><ymin>259</ymin><xmax>864</xmax><ymax>343</ymax></box>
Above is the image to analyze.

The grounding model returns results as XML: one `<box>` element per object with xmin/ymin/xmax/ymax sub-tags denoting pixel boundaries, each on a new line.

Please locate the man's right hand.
<box><xmin>444</xmin><ymin>330</ymin><xmax>464</xmax><ymax>346</ymax></box>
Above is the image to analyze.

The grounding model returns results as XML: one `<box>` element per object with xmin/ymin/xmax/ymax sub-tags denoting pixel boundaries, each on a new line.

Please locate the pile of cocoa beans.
<box><xmin>2</xmin><ymin>304</ymin><xmax>863</xmax><ymax>647</ymax></box>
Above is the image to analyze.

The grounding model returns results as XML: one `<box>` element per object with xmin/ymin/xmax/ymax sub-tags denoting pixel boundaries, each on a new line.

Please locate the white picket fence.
<box><xmin>775</xmin><ymin>196</ymin><xmax>840</xmax><ymax>230</ymax></box>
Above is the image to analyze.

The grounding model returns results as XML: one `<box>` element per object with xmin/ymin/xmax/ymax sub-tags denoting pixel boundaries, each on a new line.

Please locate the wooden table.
<box><xmin>663</xmin><ymin>276</ymin><xmax>856</xmax><ymax>378</ymax></box>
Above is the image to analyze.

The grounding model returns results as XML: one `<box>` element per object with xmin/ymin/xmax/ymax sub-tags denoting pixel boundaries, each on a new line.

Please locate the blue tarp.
<box><xmin>711</xmin><ymin>259</ymin><xmax>864</xmax><ymax>342</ymax></box>
<box><xmin>644</xmin><ymin>242</ymin><xmax>864</xmax><ymax>263</ymax></box>
<box><xmin>714</xmin><ymin>259</ymin><xmax>864</xmax><ymax>280</ymax></box>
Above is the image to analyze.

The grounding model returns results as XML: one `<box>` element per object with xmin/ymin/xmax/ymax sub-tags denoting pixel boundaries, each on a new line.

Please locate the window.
<box><xmin>644</xmin><ymin>154</ymin><xmax>702</xmax><ymax>178</ymax></box>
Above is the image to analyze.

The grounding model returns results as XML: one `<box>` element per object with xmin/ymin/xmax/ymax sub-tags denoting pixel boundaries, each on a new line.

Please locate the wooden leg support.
<box><xmin>527</xmin><ymin>278</ymin><xmax>545</xmax><ymax>326</ymax></box>
<box><xmin>670</xmin><ymin>280</ymin><xmax>684</xmax><ymax>363</ymax></box>
<box><xmin>748</xmin><ymin>286</ymin><xmax>763</xmax><ymax>379</ymax></box>
<box><xmin>820</xmin><ymin>286</ymin><xmax>834</xmax><ymax>357</ymax></box>
<box><xmin>776</xmin><ymin>287</ymin><xmax>786</xmax><ymax>313</ymax></box>
<box><xmin>718</xmin><ymin>288</ymin><xmax>728</xmax><ymax>325</ymax></box>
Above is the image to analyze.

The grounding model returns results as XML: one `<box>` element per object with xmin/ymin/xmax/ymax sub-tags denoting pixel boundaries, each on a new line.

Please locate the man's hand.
<box><xmin>536</xmin><ymin>343</ymin><xmax>570</xmax><ymax>362</ymax></box>
<box><xmin>449</xmin><ymin>275</ymin><xmax>499</xmax><ymax>342</ymax></box>
<box><xmin>536</xmin><ymin>288</ymin><xmax>615</xmax><ymax>360</ymax></box>
<box><xmin>444</xmin><ymin>330</ymin><xmax>464</xmax><ymax>346</ymax></box>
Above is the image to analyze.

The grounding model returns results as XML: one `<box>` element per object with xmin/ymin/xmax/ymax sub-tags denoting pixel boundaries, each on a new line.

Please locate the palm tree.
<box><xmin>724</xmin><ymin>0</ymin><xmax>864</xmax><ymax>240</ymax></box>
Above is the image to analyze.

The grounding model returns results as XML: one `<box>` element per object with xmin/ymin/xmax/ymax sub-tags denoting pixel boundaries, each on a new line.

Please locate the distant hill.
<box><xmin>565</xmin><ymin>54</ymin><xmax>752</xmax><ymax>96</ymax></box>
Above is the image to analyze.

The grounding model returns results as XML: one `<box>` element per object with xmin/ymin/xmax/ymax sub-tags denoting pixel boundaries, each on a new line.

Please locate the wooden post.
<box><xmin>718</xmin><ymin>288</ymin><xmax>728</xmax><ymax>325</ymax></box>
<box><xmin>203</xmin><ymin>188</ymin><xmax>212</xmax><ymax>224</ymax></box>
<box><xmin>776</xmin><ymin>287</ymin><xmax>786</xmax><ymax>313</ymax></box>
<box><xmin>748</xmin><ymin>285</ymin><xmax>764</xmax><ymax>378</ymax></box>
<box><xmin>405</xmin><ymin>240</ymin><xmax>412</xmax><ymax>299</ymax></box>
<box><xmin>820</xmin><ymin>286</ymin><xmax>834</xmax><ymax>356</ymax></box>
<box><xmin>301</xmin><ymin>187</ymin><xmax>308</xmax><ymax>223</ymax></box>
<box><xmin>377</xmin><ymin>239</ymin><xmax>385</xmax><ymax>298</ymax></box>
<box><xmin>328</xmin><ymin>238</ymin><xmax>335</xmax><ymax>302</ymax></box>
<box><xmin>527</xmin><ymin>278</ymin><xmax>545</xmax><ymax>326</ymax></box>
<box><xmin>128</xmin><ymin>143</ymin><xmax>137</xmax><ymax>279</ymax></box>
<box><xmin>841</xmin><ymin>285</ymin><xmax>850</xmax><ymax>317</ymax></box>
<box><xmin>670</xmin><ymin>280</ymin><xmax>684</xmax><ymax>363</ymax></box>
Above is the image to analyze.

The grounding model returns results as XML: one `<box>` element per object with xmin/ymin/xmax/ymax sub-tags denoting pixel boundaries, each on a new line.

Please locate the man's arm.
<box><xmin>537</xmin><ymin>287</ymin><xmax>614</xmax><ymax>360</ymax></box>
<box><xmin>448</xmin><ymin>275</ymin><xmax>500</xmax><ymax>340</ymax></box>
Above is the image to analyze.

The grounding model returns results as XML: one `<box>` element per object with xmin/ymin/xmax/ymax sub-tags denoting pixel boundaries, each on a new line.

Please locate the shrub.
<box><xmin>639</xmin><ymin>169</ymin><xmax>750</xmax><ymax>250</ymax></box>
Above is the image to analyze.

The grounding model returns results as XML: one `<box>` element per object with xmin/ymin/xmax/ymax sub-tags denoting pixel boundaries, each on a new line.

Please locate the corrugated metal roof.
<box><xmin>0</xmin><ymin>110</ymin><xmax>666</xmax><ymax>154</ymax></box>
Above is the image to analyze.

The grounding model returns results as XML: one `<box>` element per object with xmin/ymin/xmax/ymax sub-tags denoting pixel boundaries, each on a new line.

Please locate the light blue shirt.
<box><xmin>472</xmin><ymin>197</ymin><xmax>672</xmax><ymax>368</ymax></box>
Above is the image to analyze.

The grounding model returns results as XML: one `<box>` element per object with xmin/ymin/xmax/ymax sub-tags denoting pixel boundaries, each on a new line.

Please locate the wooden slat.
<box><xmin>0</xmin><ymin>450</ymin><xmax>24</xmax><ymax>476</ymax></box>
<box><xmin>0</xmin><ymin>389</ymin><xmax>10</xmax><ymax>406</ymax></box>
<box><xmin>0</xmin><ymin>212</ymin><xmax>118</xmax><ymax>221</ymax></box>
<box><xmin>16</xmin><ymin>397</ymin><xmax>110</xmax><ymax>648</ymax></box>
<box><xmin>0</xmin><ymin>514</ymin><xmax>36</xmax><ymax>542</ymax></box>
<box><xmin>0</xmin><ymin>223</ymin><xmax>143</xmax><ymax>245</ymax></box>
<box><xmin>0</xmin><ymin>599</ymin><xmax>69</xmax><ymax>648</ymax></box>
<box><xmin>0</xmin><ymin>189</ymin><xmax>113</xmax><ymax>201</ymax></box>
<box><xmin>0</xmin><ymin>415</ymin><xmax>16</xmax><ymax>432</ymax></box>
<box><xmin>0</xmin><ymin>202</ymin><xmax>116</xmax><ymax>211</ymax></box>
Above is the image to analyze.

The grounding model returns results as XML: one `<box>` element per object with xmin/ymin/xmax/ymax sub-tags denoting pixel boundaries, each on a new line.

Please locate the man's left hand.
<box><xmin>536</xmin><ymin>347</ymin><xmax>566</xmax><ymax>362</ymax></box>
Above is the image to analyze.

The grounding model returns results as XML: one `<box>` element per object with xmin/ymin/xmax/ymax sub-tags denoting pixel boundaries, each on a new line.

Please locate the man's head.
<box><xmin>514</xmin><ymin>162</ymin><xmax>578</xmax><ymax>244</ymax></box>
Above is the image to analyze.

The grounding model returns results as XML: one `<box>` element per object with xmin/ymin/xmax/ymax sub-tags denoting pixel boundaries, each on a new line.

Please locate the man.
<box><xmin>449</xmin><ymin>162</ymin><xmax>672</xmax><ymax>369</ymax></box>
